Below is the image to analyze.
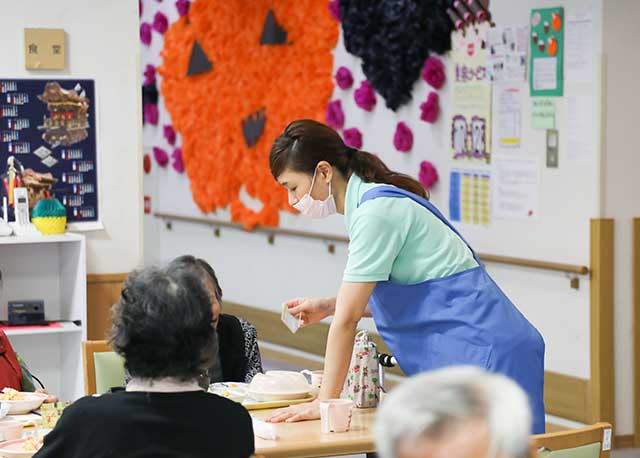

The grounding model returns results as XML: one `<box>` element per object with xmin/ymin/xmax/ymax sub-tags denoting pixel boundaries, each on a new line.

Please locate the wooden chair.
<box><xmin>532</xmin><ymin>423</ymin><xmax>613</xmax><ymax>458</ymax></box>
<box><xmin>82</xmin><ymin>340</ymin><xmax>125</xmax><ymax>395</ymax></box>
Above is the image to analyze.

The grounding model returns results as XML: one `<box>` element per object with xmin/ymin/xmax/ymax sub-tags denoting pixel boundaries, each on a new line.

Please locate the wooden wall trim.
<box><xmin>87</xmin><ymin>273</ymin><xmax>127</xmax><ymax>340</ymax></box>
<box><xmin>633</xmin><ymin>218</ymin><xmax>640</xmax><ymax>446</ymax></box>
<box><xmin>224</xmin><ymin>301</ymin><xmax>590</xmax><ymax>422</ymax></box>
<box><xmin>589</xmin><ymin>219</ymin><xmax>615</xmax><ymax>426</ymax></box>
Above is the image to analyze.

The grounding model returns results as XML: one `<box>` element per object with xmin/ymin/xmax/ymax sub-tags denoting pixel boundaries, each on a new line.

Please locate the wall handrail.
<box><xmin>153</xmin><ymin>212</ymin><xmax>590</xmax><ymax>276</ymax></box>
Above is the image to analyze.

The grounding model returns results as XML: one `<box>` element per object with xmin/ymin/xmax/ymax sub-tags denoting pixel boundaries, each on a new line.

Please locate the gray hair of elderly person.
<box><xmin>374</xmin><ymin>366</ymin><xmax>532</xmax><ymax>458</ymax></box>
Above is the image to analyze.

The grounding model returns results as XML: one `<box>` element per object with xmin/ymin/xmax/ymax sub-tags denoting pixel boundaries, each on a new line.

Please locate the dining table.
<box><xmin>252</xmin><ymin>406</ymin><xmax>378</xmax><ymax>458</ymax></box>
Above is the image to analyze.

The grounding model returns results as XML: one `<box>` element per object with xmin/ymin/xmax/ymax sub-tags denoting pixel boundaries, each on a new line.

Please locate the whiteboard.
<box><xmin>154</xmin><ymin>0</ymin><xmax>603</xmax><ymax>268</ymax></box>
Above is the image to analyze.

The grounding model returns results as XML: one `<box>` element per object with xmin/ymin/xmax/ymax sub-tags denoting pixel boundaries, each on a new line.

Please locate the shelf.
<box><xmin>0</xmin><ymin>233</ymin><xmax>83</xmax><ymax>246</ymax></box>
<box><xmin>2</xmin><ymin>321</ymin><xmax>82</xmax><ymax>336</ymax></box>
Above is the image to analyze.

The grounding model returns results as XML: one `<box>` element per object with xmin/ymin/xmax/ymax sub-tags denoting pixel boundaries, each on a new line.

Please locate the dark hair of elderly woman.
<box><xmin>33</xmin><ymin>265</ymin><xmax>255</xmax><ymax>458</ymax></box>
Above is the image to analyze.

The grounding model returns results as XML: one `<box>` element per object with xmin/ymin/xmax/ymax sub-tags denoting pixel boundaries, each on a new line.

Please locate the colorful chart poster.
<box><xmin>449</xmin><ymin>169</ymin><xmax>491</xmax><ymax>226</ymax></box>
<box><xmin>0</xmin><ymin>79</ymin><xmax>98</xmax><ymax>224</ymax></box>
<box><xmin>529</xmin><ymin>7</ymin><xmax>564</xmax><ymax>96</ymax></box>
<box><xmin>450</xmin><ymin>26</ymin><xmax>492</xmax><ymax>164</ymax></box>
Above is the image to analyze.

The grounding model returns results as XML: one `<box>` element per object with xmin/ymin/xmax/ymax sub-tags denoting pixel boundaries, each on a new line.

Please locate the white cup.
<box><xmin>320</xmin><ymin>399</ymin><xmax>353</xmax><ymax>433</ymax></box>
<box><xmin>301</xmin><ymin>370</ymin><xmax>323</xmax><ymax>395</ymax></box>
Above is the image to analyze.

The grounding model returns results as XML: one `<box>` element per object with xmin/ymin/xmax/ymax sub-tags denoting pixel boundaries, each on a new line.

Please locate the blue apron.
<box><xmin>361</xmin><ymin>186</ymin><xmax>546</xmax><ymax>434</ymax></box>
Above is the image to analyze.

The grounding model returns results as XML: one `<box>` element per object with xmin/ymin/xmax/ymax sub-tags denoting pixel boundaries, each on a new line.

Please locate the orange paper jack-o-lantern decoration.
<box><xmin>160</xmin><ymin>1</ymin><xmax>339</xmax><ymax>229</ymax></box>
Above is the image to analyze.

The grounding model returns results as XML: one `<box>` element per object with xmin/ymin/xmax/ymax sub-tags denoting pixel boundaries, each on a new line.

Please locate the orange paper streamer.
<box><xmin>160</xmin><ymin>1</ymin><xmax>338</xmax><ymax>229</ymax></box>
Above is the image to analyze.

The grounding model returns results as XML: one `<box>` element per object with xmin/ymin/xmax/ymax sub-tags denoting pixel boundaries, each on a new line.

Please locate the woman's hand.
<box><xmin>285</xmin><ymin>297</ymin><xmax>335</xmax><ymax>327</ymax></box>
<box><xmin>36</xmin><ymin>388</ymin><xmax>58</xmax><ymax>403</ymax></box>
<box><xmin>265</xmin><ymin>399</ymin><xmax>320</xmax><ymax>423</ymax></box>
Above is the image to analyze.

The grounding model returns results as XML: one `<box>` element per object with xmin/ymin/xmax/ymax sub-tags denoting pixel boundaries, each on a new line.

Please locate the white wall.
<box><xmin>144</xmin><ymin>0</ymin><xmax>638</xmax><ymax>434</ymax></box>
<box><xmin>0</xmin><ymin>0</ymin><xmax>144</xmax><ymax>274</ymax></box>
<box><xmin>602</xmin><ymin>0</ymin><xmax>640</xmax><ymax>437</ymax></box>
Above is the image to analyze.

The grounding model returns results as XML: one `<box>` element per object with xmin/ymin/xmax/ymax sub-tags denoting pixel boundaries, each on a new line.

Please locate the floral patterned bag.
<box><xmin>345</xmin><ymin>330</ymin><xmax>380</xmax><ymax>408</ymax></box>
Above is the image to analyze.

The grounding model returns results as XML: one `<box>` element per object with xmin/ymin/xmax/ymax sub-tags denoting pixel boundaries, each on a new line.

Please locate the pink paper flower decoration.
<box><xmin>328</xmin><ymin>0</ymin><xmax>340</xmax><ymax>21</ymax></box>
<box><xmin>140</xmin><ymin>23</ymin><xmax>152</xmax><ymax>46</ymax></box>
<box><xmin>393</xmin><ymin>122</ymin><xmax>413</xmax><ymax>152</ymax></box>
<box><xmin>343</xmin><ymin>128</ymin><xmax>363</xmax><ymax>149</ymax></box>
<box><xmin>335</xmin><ymin>67</ymin><xmax>354</xmax><ymax>90</ymax></box>
<box><xmin>172</xmin><ymin>148</ymin><xmax>184</xmax><ymax>173</ymax></box>
<box><xmin>144</xmin><ymin>103</ymin><xmax>159</xmax><ymax>125</ymax></box>
<box><xmin>325</xmin><ymin>100</ymin><xmax>345</xmax><ymax>130</ymax></box>
<box><xmin>420</xmin><ymin>92</ymin><xmax>440</xmax><ymax>123</ymax></box>
<box><xmin>143</xmin><ymin>64</ymin><xmax>156</xmax><ymax>86</ymax></box>
<box><xmin>153</xmin><ymin>11</ymin><xmax>169</xmax><ymax>34</ymax></box>
<box><xmin>419</xmin><ymin>161</ymin><xmax>439</xmax><ymax>190</ymax></box>
<box><xmin>163</xmin><ymin>125</ymin><xmax>177</xmax><ymax>145</ymax></box>
<box><xmin>354</xmin><ymin>81</ymin><xmax>376</xmax><ymax>111</ymax></box>
<box><xmin>176</xmin><ymin>0</ymin><xmax>190</xmax><ymax>17</ymax></box>
<box><xmin>153</xmin><ymin>147</ymin><xmax>169</xmax><ymax>167</ymax></box>
<box><xmin>422</xmin><ymin>56</ymin><xmax>446</xmax><ymax>89</ymax></box>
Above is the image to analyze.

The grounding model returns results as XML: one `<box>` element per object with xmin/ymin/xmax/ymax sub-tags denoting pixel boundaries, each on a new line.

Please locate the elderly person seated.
<box><xmin>375</xmin><ymin>366</ymin><xmax>536</xmax><ymax>458</ymax></box>
<box><xmin>34</xmin><ymin>265</ymin><xmax>255</xmax><ymax>458</ymax></box>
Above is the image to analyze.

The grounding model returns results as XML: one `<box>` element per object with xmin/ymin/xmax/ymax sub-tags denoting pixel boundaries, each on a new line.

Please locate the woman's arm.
<box><xmin>267</xmin><ymin>281</ymin><xmax>375</xmax><ymax>422</ymax></box>
<box><xmin>319</xmin><ymin>282</ymin><xmax>375</xmax><ymax>399</ymax></box>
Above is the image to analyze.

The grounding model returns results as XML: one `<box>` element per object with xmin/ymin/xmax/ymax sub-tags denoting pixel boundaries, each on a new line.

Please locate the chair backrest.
<box><xmin>82</xmin><ymin>340</ymin><xmax>125</xmax><ymax>395</ymax></box>
<box><xmin>532</xmin><ymin>423</ymin><xmax>613</xmax><ymax>458</ymax></box>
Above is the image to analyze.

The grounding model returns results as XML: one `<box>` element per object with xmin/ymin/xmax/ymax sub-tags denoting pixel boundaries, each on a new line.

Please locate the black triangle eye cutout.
<box><xmin>187</xmin><ymin>40</ymin><xmax>213</xmax><ymax>76</ymax></box>
<box><xmin>260</xmin><ymin>9</ymin><xmax>288</xmax><ymax>45</ymax></box>
<box><xmin>242</xmin><ymin>109</ymin><xmax>266</xmax><ymax>148</ymax></box>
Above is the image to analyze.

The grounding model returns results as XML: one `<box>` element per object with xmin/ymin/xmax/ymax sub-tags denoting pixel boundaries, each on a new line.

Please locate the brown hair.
<box><xmin>269</xmin><ymin>119</ymin><xmax>428</xmax><ymax>199</ymax></box>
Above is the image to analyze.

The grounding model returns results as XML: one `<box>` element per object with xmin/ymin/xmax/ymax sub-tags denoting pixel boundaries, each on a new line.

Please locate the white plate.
<box><xmin>208</xmin><ymin>383</ymin><xmax>248</xmax><ymax>402</ymax></box>
<box><xmin>247</xmin><ymin>389</ymin><xmax>311</xmax><ymax>402</ymax></box>
<box><xmin>0</xmin><ymin>438</ymin><xmax>39</xmax><ymax>458</ymax></box>
<box><xmin>0</xmin><ymin>393</ymin><xmax>47</xmax><ymax>415</ymax></box>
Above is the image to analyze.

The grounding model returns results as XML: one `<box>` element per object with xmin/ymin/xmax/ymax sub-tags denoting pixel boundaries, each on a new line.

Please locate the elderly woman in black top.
<box><xmin>34</xmin><ymin>265</ymin><xmax>255</xmax><ymax>458</ymax></box>
<box><xmin>169</xmin><ymin>255</ymin><xmax>263</xmax><ymax>385</ymax></box>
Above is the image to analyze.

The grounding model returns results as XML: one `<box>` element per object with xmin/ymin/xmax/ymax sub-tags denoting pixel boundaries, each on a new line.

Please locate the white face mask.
<box><xmin>293</xmin><ymin>167</ymin><xmax>337</xmax><ymax>219</ymax></box>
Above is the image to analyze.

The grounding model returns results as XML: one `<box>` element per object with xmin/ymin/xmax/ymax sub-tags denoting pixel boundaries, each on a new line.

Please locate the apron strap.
<box><xmin>359</xmin><ymin>186</ymin><xmax>481</xmax><ymax>265</ymax></box>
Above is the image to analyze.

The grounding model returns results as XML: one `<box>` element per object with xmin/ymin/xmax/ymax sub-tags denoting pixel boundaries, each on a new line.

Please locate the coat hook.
<box><xmin>327</xmin><ymin>243</ymin><xmax>335</xmax><ymax>254</ymax></box>
<box><xmin>165</xmin><ymin>221</ymin><xmax>172</xmax><ymax>231</ymax></box>
<box><xmin>214</xmin><ymin>227</ymin><xmax>221</xmax><ymax>237</ymax></box>
<box><xmin>267</xmin><ymin>234</ymin><xmax>275</xmax><ymax>245</ymax></box>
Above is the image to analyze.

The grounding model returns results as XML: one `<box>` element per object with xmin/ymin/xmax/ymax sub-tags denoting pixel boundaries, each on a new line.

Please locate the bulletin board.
<box><xmin>154</xmin><ymin>0</ymin><xmax>602</xmax><ymax>268</ymax></box>
<box><xmin>0</xmin><ymin>78</ymin><xmax>99</xmax><ymax>224</ymax></box>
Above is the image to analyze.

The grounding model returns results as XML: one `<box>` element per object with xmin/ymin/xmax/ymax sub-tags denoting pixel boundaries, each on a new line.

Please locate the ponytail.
<box><xmin>270</xmin><ymin>119</ymin><xmax>428</xmax><ymax>199</ymax></box>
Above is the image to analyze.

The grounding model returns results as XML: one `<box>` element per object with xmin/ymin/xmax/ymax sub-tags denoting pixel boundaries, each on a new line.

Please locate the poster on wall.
<box><xmin>529</xmin><ymin>7</ymin><xmax>564</xmax><ymax>96</ymax></box>
<box><xmin>487</xmin><ymin>25</ymin><xmax>528</xmax><ymax>83</ymax></box>
<box><xmin>492</xmin><ymin>157</ymin><xmax>540</xmax><ymax>221</ymax></box>
<box><xmin>0</xmin><ymin>79</ymin><xmax>98</xmax><ymax>226</ymax></box>
<box><xmin>450</xmin><ymin>26</ymin><xmax>492</xmax><ymax>165</ymax></box>
<box><xmin>449</xmin><ymin>169</ymin><xmax>491</xmax><ymax>226</ymax></box>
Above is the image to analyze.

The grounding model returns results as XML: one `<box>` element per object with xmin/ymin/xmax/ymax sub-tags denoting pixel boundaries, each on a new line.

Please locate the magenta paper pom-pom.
<box><xmin>153</xmin><ymin>11</ymin><xmax>169</xmax><ymax>34</ymax></box>
<box><xmin>163</xmin><ymin>125</ymin><xmax>177</xmax><ymax>145</ymax></box>
<box><xmin>171</xmin><ymin>148</ymin><xmax>184</xmax><ymax>173</ymax></box>
<box><xmin>176</xmin><ymin>0</ymin><xmax>190</xmax><ymax>16</ymax></box>
<box><xmin>422</xmin><ymin>56</ymin><xmax>446</xmax><ymax>89</ymax></box>
<box><xmin>328</xmin><ymin>0</ymin><xmax>340</xmax><ymax>21</ymax></box>
<box><xmin>335</xmin><ymin>67</ymin><xmax>354</xmax><ymax>90</ymax></box>
<box><xmin>343</xmin><ymin>128</ymin><xmax>363</xmax><ymax>149</ymax></box>
<box><xmin>354</xmin><ymin>81</ymin><xmax>376</xmax><ymax>111</ymax></box>
<box><xmin>419</xmin><ymin>160</ymin><xmax>439</xmax><ymax>189</ymax></box>
<box><xmin>153</xmin><ymin>147</ymin><xmax>169</xmax><ymax>167</ymax></box>
<box><xmin>420</xmin><ymin>92</ymin><xmax>440</xmax><ymax>123</ymax></box>
<box><xmin>393</xmin><ymin>122</ymin><xmax>413</xmax><ymax>152</ymax></box>
<box><xmin>325</xmin><ymin>100</ymin><xmax>345</xmax><ymax>130</ymax></box>
<box><xmin>143</xmin><ymin>64</ymin><xmax>156</xmax><ymax>86</ymax></box>
<box><xmin>144</xmin><ymin>103</ymin><xmax>159</xmax><ymax>125</ymax></box>
<box><xmin>140</xmin><ymin>23</ymin><xmax>152</xmax><ymax>45</ymax></box>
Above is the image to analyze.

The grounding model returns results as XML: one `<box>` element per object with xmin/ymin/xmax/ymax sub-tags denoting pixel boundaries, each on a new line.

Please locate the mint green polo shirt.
<box><xmin>343</xmin><ymin>174</ymin><xmax>478</xmax><ymax>284</ymax></box>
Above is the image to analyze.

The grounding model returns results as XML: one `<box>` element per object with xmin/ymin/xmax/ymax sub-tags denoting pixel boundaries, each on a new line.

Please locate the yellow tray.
<box><xmin>242</xmin><ymin>394</ymin><xmax>315</xmax><ymax>411</ymax></box>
